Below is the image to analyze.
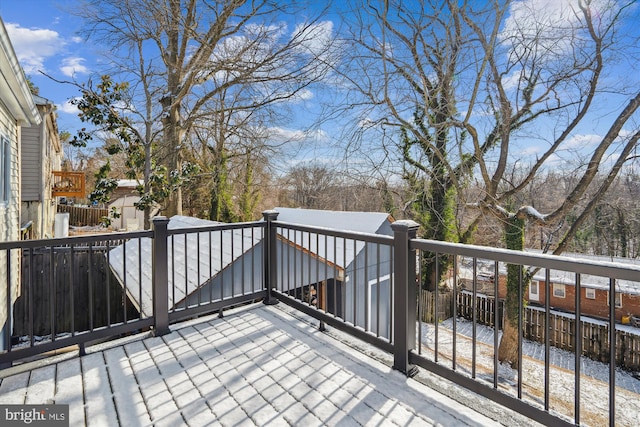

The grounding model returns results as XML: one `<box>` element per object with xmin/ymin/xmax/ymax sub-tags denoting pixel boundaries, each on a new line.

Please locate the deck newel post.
<box><xmin>152</xmin><ymin>216</ymin><xmax>170</xmax><ymax>336</ymax></box>
<box><xmin>391</xmin><ymin>220</ymin><xmax>420</xmax><ymax>377</ymax></box>
<box><xmin>262</xmin><ymin>210</ymin><xmax>279</xmax><ymax>305</ymax></box>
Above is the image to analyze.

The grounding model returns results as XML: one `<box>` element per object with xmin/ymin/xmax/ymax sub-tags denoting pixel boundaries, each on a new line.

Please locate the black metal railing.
<box><xmin>0</xmin><ymin>230</ymin><xmax>154</xmax><ymax>365</ymax></box>
<box><xmin>2</xmin><ymin>212</ymin><xmax>639</xmax><ymax>426</ymax></box>
<box><xmin>0</xmin><ymin>217</ymin><xmax>267</xmax><ymax>365</ymax></box>
<box><xmin>268</xmin><ymin>216</ymin><xmax>395</xmax><ymax>355</ymax></box>
<box><xmin>410</xmin><ymin>237</ymin><xmax>640</xmax><ymax>427</ymax></box>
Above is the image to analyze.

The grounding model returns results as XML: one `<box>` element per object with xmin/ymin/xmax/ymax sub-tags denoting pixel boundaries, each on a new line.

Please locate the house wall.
<box><xmin>180</xmin><ymin>244</ymin><xmax>265</xmax><ymax>309</ymax></box>
<box><xmin>20</xmin><ymin>104</ymin><xmax>61</xmax><ymax>238</ymax></box>
<box><xmin>108</xmin><ymin>195</ymin><xmax>144</xmax><ymax>231</ymax></box>
<box><xmin>0</xmin><ymin>102</ymin><xmax>21</xmax><ymax>351</ymax></box>
<box><xmin>344</xmin><ymin>241</ymin><xmax>393</xmax><ymax>339</ymax></box>
<box><xmin>496</xmin><ymin>276</ymin><xmax>640</xmax><ymax>322</ymax></box>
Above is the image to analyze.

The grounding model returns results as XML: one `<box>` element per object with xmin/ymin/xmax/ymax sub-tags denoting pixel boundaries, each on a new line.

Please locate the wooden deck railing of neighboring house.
<box><xmin>52</xmin><ymin>171</ymin><xmax>85</xmax><ymax>198</ymax></box>
<box><xmin>2</xmin><ymin>212</ymin><xmax>640</xmax><ymax>426</ymax></box>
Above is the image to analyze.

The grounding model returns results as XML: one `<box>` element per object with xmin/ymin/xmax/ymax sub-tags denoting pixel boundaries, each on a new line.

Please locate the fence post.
<box><xmin>262</xmin><ymin>210</ymin><xmax>279</xmax><ymax>305</ymax></box>
<box><xmin>391</xmin><ymin>220</ymin><xmax>420</xmax><ymax>376</ymax></box>
<box><xmin>152</xmin><ymin>216</ymin><xmax>170</xmax><ymax>336</ymax></box>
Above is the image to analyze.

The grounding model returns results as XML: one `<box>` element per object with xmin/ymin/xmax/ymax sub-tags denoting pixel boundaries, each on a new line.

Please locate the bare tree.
<box><xmin>74</xmin><ymin>0</ymin><xmax>337</xmax><ymax>218</ymax></box>
<box><xmin>339</xmin><ymin>0</ymin><xmax>640</xmax><ymax>367</ymax></box>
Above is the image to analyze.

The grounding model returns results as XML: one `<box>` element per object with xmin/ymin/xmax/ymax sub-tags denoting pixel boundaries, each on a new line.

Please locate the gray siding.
<box><xmin>20</xmin><ymin>125</ymin><xmax>41</xmax><ymax>201</ymax></box>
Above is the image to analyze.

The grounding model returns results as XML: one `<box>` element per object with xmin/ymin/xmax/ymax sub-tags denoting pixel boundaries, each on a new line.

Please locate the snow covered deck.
<box><xmin>0</xmin><ymin>303</ymin><xmax>533</xmax><ymax>427</ymax></box>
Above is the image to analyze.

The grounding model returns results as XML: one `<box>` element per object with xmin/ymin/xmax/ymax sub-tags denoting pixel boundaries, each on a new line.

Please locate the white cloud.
<box><xmin>5</xmin><ymin>23</ymin><xmax>64</xmax><ymax>74</ymax></box>
<box><xmin>501</xmin><ymin>0</ymin><xmax>615</xmax><ymax>68</ymax></box>
<box><xmin>60</xmin><ymin>57</ymin><xmax>89</xmax><ymax>77</ymax></box>
<box><xmin>267</xmin><ymin>126</ymin><xmax>328</xmax><ymax>144</ymax></box>
<box><xmin>296</xmin><ymin>89</ymin><xmax>314</xmax><ymax>101</ymax></box>
<box><xmin>292</xmin><ymin>21</ymin><xmax>334</xmax><ymax>57</ymax></box>
<box><xmin>57</xmin><ymin>98</ymin><xmax>80</xmax><ymax>115</ymax></box>
<box><xmin>71</xmin><ymin>36</ymin><xmax>83</xmax><ymax>43</ymax></box>
<box><xmin>564</xmin><ymin>133</ymin><xmax>601</xmax><ymax>150</ymax></box>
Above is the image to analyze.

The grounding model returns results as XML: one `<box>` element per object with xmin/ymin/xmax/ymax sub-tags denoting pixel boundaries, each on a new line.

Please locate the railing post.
<box><xmin>391</xmin><ymin>220</ymin><xmax>420</xmax><ymax>376</ymax></box>
<box><xmin>262</xmin><ymin>210</ymin><xmax>279</xmax><ymax>305</ymax></box>
<box><xmin>152</xmin><ymin>216</ymin><xmax>170</xmax><ymax>336</ymax></box>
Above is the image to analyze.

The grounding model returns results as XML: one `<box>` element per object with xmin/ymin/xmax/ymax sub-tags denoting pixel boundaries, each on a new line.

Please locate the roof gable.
<box><xmin>273</xmin><ymin>207</ymin><xmax>394</xmax><ymax>235</ymax></box>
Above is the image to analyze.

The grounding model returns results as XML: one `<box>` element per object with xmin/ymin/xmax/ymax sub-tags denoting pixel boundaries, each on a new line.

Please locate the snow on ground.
<box><xmin>420</xmin><ymin>318</ymin><xmax>640</xmax><ymax>427</ymax></box>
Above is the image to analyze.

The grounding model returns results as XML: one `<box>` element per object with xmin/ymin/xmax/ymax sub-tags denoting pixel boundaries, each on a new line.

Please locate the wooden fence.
<box><xmin>457</xmin><ymin>291</ymin><xmax>640</xmax><ymax>371</ymax></box>
<box><xmin>57</xmin><ymin>204</ymin><xmax>109</xmax><ymax>227</ymax></box>
<box><xmin>419</xmin><ymin>290</ymin><xmax>453</xmax><ymax>323</ymax></box>
<box><xmin>13</xmin><ymin>247</ymin><xmax>139</xmax><ymax>337</ymax></box>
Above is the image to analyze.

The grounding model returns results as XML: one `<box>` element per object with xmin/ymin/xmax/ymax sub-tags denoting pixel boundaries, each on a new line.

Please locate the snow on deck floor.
<box><xmin>0</xmin><ymin>304</ymin><xmax>523</xmax><ymax>427</ymax></box>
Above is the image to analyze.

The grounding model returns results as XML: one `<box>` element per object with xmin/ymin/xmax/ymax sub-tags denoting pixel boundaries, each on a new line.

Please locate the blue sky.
<box><xmin>0</xmin><ymin>0</ymin><xmax>98</xmax><ymax>133</ymax></box>
<box><xmin>0</xmin><ymin>0</ymin><xmax>336</xmax><ymax>161</ymax></box>
<box><xmin>1</xmin><ymin>0</ymin><xmax>639</xmax><ymax>177</ymax></box>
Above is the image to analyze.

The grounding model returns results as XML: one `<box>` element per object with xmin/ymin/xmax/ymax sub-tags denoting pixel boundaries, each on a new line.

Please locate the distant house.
<box><xmin>272</xmin><ymin>208</ymin><xmax>395</xmax><ymax>338</ymax></box>
<box><xmin>457</xmin><ymin>253</ymin><xmax>640</xmax><ymax>323</ymax></box>
<box><xmin>0</xmin><ymin>18</ymin><xmax>41</xmax><ymax>351</ymax></box>
<box><xmin>107</xmin><ymin>179</ymin><xmax>145</xmax><ymax>231</ymax></box>
<box><xmin>20</xmin><ymin>95</ymin><xmax>63</xmax><ymax>239</ymax></box>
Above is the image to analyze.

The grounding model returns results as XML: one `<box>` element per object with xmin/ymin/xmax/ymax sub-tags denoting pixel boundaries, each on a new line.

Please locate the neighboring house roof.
<box><xmin>0</xmin><ymin>19</ymin><xmax>40</xmax><ymax>126</ymax></box>
<box><xmin>32</xmin><ymin>94</ymin><xmax>53</xmax><ymax>106</ymax></box>
<box><xmin>458</xmin><ymin>252</ymin><xmax>640</xmax><ymax>296</ymax></box>
<box><xmin>108</xmin><ymin>215</ymin><xmax>261</xmax><ymax>316</ymax></box>
<box><xmin>115</xmin><ymin>179</ymin><xmax>141</xmax><ymax>188</ymax></box>
<box><xmin>273</xmin><ymin>207</ymin><xmax>394</xmax><ymax>269</ymax></box>
<box><xmin>274</xmin><ymin>207</ymin><xmax>394</xmax><ymax>234</ymax></box>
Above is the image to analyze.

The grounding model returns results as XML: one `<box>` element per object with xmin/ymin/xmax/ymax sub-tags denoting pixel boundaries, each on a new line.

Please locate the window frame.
<box><xmin>552</xmin><ymin>283</ymin><xmax>566</xmax><ymax>298</ymax></box>
<box><xmin>0</xmin><ymin>135</ymin><xmax>10</xmax><ymax>205</ymax></box>
<box><xmin>529</xmin><ymin>280</ymin><xmax>540</xmax><ymax>302</ymax></box>
<box><xmin>585</xmin><ymin>288</ymin><xmax>596</xmax><ymax>300</ymax></box>
<box><xmin>607</xmin><ymin>291</ymin><xmax>623</xmax><ymax>308</ymax></box>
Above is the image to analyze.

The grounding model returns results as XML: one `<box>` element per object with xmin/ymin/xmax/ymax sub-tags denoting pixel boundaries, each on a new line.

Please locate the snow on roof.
<box><xmin>458</xmin><ymin>252</ymin><xmax>640</xmax><ymax>295</ymax></box>
<box><xmin>108</xmin><ymin>215</ymin><xmax>261</xmax><ymax>316</ymax></box>
<box><xmin>273</xmin><ymin>208</ymin><xmax>394</xmax><ymax>268</ymax></box>
<box><xmin>274</xmin><ymin>207</ymin><xmax>394</xmax><ymax>234</ymax></box>
<box><xmin>116</xmin><ymin>179</ymin><xmax>141</xmax><ymax>188</ymax></box>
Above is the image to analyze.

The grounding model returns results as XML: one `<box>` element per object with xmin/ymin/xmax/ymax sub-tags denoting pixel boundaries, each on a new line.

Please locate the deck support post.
<box><xmin>152</xmin><ymin>216</ymin><xmax>170</xmax><ymax>336</ymax></box>
<box><xmin>263</xmin><ymin>210</ymin><xmax>279</xmax><ymax>306</ymax></box>
<box><xmin>391</xmin><ymin>220</ymin><xmax>420</xmax><ymax>377</ymax></box>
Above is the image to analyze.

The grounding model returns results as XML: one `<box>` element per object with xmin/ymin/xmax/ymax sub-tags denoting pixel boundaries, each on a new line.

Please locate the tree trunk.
<box><xmin>498</xmin><ymin>316</ymin><xmax>520</xmax><ymax>366</ymax></box>
<box><xmin>161</xmin><ymin>98</ymin><xmax>183</xmax><ymax>218</ymax></box>
<box><xmin>498</xmin><ymin>214</ymin><xmax>527</xmax><ymax>369</ymax></box>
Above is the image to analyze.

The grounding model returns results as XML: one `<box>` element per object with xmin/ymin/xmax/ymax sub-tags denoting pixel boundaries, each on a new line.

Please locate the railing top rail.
<box><xmin>166</xmin><ymin>220</ymin><xmax>265</xmax><ymax>236</ymax></box>
<box><xmin>0</xmin><ymin>230</ymin><xmax>154</xmax><ymax>250</ymax></box>
<box><xmin>272</xmin><ymin>220</ymin><xmax>394</xmax><ymax>246</ymax></box>
<box><xmin>412</xmin><ymin>237</ymin><xmax>640</xmax><ymax>282</ymax></box>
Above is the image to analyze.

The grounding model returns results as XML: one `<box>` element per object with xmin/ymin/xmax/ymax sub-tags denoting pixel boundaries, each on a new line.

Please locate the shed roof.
<box><xmin>274</xmin><ymin>207</ymin><xmax>394</xmax><ymax>234</ymax></box>
<box><xmin>273</xmin><ymin>208</ymin><xmax>394</xmax><ymax>269</ymax></box>
<box><xmin>108</xmin><ymin>215</ymin><xmax>261</xmax><ymax>316</ymax></box>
